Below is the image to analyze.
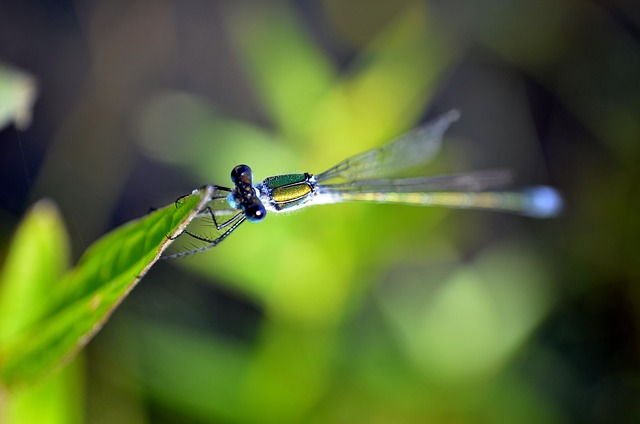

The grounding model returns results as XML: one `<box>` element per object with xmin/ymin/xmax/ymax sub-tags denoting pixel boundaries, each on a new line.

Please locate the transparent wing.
<box><xmin>162</xmin><ymin>187</ymin><xmax>245</xmax><ymax>259</ymax></box>
<box><xmin>313</xmin><ymin>171</ymin><xmax>563</xmax><ymax>218</ymax></box>
<box><xmin>315</xmin><ymin>110</ymin><xmax>460</xmax><ymax>184</ymax></box>
<box><xmin>320</xmin><ymin>169</ymin><xmax>514</xmax><ymax>193</ymax></box>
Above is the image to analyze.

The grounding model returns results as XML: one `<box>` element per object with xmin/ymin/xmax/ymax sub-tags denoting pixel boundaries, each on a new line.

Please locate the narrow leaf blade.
<box><xmin>0</xmin><ymin>186</ymin><xmax>214</xmax><ymax>388</ymax></box>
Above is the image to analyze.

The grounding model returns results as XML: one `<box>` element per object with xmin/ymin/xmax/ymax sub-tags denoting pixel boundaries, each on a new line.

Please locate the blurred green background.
<box><xmin>0</xmin><ymin>0</ymin><xmax>639</xmax><ymax>423</ymax></box>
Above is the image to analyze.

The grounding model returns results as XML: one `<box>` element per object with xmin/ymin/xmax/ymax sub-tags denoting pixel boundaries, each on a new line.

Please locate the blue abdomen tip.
<box><xmin>524</xmin><ymin>186</ymin><xmax>563</xmax><ymax>218</ymax></box>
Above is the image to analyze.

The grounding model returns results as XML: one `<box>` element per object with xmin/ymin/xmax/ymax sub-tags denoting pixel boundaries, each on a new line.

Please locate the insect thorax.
<box><xmin>258</xmin><ymin>173</ymin><xmax>317</xmax><ymax>212</ymax></box>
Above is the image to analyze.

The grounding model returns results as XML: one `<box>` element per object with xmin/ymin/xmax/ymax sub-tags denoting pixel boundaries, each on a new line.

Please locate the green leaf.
<box><xmin>0</xmin><ymin>200</ymin><xmax>81</xmax><ymax>423</ymax></box>
<box><xmin>0</xmin><ymin>186</ymin><xmax>215</xmax><ymax>388</ymax></box>
<box><xmin>0</xmin><ymin>200</ymin><xmax>70</xmax><ymax>345</ymax></box>
<box><xmin>0</xmin><ymin>63</ymin><xmax>38</xmax><ymax>130</ymax></box>
<box><xmin>228</xmin><ymin>2</ymin><xmax>335</xmax><ymax>136</ymax></box>
<box><xmin>2</xmin><ymin>359</ymin><xmax>84</xmax><ymax>424</ymax></box>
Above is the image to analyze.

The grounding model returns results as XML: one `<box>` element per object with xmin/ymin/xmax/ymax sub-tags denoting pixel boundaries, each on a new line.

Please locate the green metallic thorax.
<box><xmin>264</xmin><ymin>173</ymin><xmax>308</xmax><ymax>189</ymax></box>
<box><xmin>260</xmin><ymin>173</ymin><xmax>316</xmax><ymax>211</ymax></box>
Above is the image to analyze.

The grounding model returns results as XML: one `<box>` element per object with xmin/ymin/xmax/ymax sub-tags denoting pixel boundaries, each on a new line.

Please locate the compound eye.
<box><xmin>231</xmin><ymin>164</ymin><xmax>253</xmax><ymax>185</ymax></box>
<box><xmin>244</xmin><ymin>200</ymin><xmax>267</xmax><ymax>223</ymax></box>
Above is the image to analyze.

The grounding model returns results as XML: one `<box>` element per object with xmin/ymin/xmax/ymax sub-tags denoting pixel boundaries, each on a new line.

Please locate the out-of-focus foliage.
<box><xmin>0</xmin><ymin>201</ymin><xmax>82</xmax><ymax>424</ymax></box>
<box><xmin>0</xmin><ymin>0</ymin><xmax>638</xmax><ymax>423</ymax></box>
<box><xmin>0</xmin><ymin>188</ymin><xmax>211</xmax><ymax>399</ymax></box>
<box><xmin>0</xmin><ymin>64</ymin><xmax>37</xmax><ymax>130</ymax></box>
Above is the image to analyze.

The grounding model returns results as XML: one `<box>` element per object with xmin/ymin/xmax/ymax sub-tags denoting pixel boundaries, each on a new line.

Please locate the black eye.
<box><xmin>231</xmin><ymin>164</ymin><xmax>253</xmax><ymax>185</ymax></box>
<box><xmin>244</xmin><ymin>200</ymin><xmax>267</xmax><ymax>223</ymax></box>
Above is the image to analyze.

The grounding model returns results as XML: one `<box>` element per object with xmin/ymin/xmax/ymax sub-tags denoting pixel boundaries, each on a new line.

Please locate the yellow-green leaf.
<box><xmin>0</xmin><ymin>186</ymin><xmax>214</xmax><ymax>388</ymax></box>
<box><xmin>0</xmin><ymin>200</ymin><xmax>70</xmax><ymax>346</ymax></box>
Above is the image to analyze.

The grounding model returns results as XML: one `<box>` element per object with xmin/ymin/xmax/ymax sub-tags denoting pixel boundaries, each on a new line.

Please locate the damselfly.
<box><xmin>164</xmin><ymin>110</ymin><xmax>562</xmax><ymax>259</ymax></box>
